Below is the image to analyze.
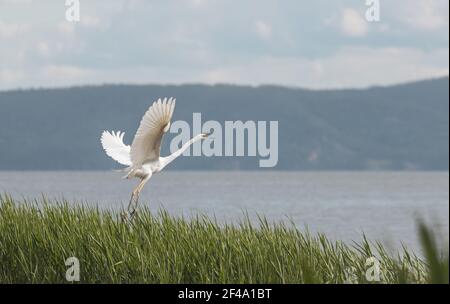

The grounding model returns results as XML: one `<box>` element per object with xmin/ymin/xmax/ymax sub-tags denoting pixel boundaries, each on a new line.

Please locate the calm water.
<box><xmin>1</xmin><ymin>171</ymin><xmax>448</xmax><ymax>252</ymax></box>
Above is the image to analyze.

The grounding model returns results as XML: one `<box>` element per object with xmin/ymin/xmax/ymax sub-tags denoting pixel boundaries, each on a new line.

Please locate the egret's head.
<box><xmin>201</xmin><ymin>131</ymin><xmax>212</xmax><ymax>139</ymax></box>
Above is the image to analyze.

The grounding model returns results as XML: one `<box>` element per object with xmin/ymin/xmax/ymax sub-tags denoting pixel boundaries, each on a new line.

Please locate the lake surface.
<box><xmin>1</xmin><ymin>171</ymin><xmax>448</xmax><ymax>253</ymax></box>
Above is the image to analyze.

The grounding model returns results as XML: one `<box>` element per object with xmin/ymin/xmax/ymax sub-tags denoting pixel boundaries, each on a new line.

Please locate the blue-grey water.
<box><xmin>0</xmin><ymin>171</ymin><xmax>448</xmax><ymax>253</ymax></box>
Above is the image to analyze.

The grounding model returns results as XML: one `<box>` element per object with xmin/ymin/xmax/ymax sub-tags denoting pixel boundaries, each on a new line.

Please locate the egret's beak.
<box><xmin>201</xmin><ymin>131</ymin><xmax>212</xmax><ymax>138</ymax></box>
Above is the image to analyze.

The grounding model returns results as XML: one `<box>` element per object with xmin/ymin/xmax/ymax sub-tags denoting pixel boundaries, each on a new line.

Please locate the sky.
<box><xmin>0</xmin><ymin>0</ymin><xmax>448</xmax><ymax>90</ymax></box>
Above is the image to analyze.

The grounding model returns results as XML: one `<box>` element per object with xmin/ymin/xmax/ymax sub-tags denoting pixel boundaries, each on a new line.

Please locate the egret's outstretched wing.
<box><xmin>130</xmin><ymin>97</ymin><xmax>176</xmax><ymax>166</ymax></box>
<box><xmin>100</xmin><ymin>130</ymin><xmax>132</xmax><ymax>166</ymax></box>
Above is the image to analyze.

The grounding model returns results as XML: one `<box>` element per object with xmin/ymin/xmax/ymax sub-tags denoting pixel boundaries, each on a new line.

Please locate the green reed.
<box><xmin>0</xmin><ymin>194</ymin><xmax>448</xmax><ymax>284</ymax></box>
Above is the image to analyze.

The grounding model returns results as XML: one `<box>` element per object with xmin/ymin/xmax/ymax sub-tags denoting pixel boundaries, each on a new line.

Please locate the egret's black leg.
<box><xmin>127</xmin><ymin>176</ymin><xmax>150</xmax><ymax>221</ymax></box>
<box><xmin>127</xmin><ymin>192</ymin><xmax>135</xmax><ymax>213</ymax></box>
<box><xmin>129</xmin><ymin>192</ymin><xmax>140</xmax><ymax>219</ymax></box>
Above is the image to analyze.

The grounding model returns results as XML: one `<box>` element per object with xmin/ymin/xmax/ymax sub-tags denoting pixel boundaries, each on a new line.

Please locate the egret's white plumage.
<box><xmin>100</xmin><ymin>131</ymin><xmax>131</xmax><ymax>166</ymax></box>
<box><xmin>130</xmin><ymin>97</ymin><xmax>175</xmax><ymax>166</ymax></box>
<box><xmin>100</xmin><ymin>97</ymin><xmax>209</xmax><ymax>219</ymax></box>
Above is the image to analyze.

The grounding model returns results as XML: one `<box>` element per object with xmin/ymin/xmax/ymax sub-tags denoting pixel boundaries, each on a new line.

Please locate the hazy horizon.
<box><xmin>0</xmin><ymin>75</ymin><xmax>448</xmax><ymax>93</ymax></box>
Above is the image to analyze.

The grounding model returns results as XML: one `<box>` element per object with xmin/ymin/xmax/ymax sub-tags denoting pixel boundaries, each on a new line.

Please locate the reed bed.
<box><xmin>0</xmin><ymin>195</ymin><xmax>448</xmax><ymax>284</ymax></box>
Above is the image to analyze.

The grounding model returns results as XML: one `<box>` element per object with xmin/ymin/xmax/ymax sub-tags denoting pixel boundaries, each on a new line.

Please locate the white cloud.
<box><xmin>398</xmin><ymin>0</ymin><xmax>448</xmax><ymax>31</ymax></box>
<box><xmin>339</xmin><ymin>8</ymin><xmax>368</xmax><ymax>37</ymax></box>
<box><xmin>0</xmin><ymin>68</ymin><xmax>23</xmax><ymax>84</ymax></box>
<box><xmin>81</xmin><ymin>15</ymin><xmax>103</xmax><ymax>29</ymax></box>
<box><xmin>0</xmin><ymin>0</ymin><xmax>448</xmax><ymax>90</ymax></box>
<box><xmin>186</xmin><ymin>0</ymin><xmax>208</xmax><ymax>7</ymax></box>
<box><xmin>255</xmin><ymin>20</ymin><xmax>272</xmax><ymax>41</ymax></box>
<box><xmin>41</xmin><ymin>65</ymin><xmax>92</xmax><ymax>80</ymax></box>
<box><xmin>200</xmin><ymin>47</ymin><xmax>449</xmax><ymax>89</ymax></box>
<box><xmin>36</xmin><ymin>41</ymin><xmax>50</xmax><ymax>57</ymax></box>
<box><xmin>57</xmin><ymin>22</ymin><xmax>76</xmax><ymax>35</ymax></box>
<box><xmin>1</xmin><ymin>47</ymin><xmax>448</xmax><ymax>90</ymax></box>
<box><xmin>0</xmin><ymin>19</ymin><xmax>28</xmax><ymax>38</ymax></box>
<box><xmin>0</xmin><ymin>0</ymin><xmax>33</xmax><ymax>4</ymax></box>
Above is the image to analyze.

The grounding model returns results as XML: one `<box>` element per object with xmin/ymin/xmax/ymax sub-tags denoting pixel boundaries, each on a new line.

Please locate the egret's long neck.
<box><xmin>160</xmin><ymin>134</ymin><xmax>203</xmax><ymax>169</ymax></box>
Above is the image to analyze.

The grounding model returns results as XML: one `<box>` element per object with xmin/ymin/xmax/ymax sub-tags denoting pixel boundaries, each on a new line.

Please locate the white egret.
<box><xmin>100</xmin><ymin>97</ymin><xmax>210</xmax><ymax>218</ymax></box>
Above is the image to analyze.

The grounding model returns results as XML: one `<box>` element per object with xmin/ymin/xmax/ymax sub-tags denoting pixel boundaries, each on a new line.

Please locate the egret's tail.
<box><xmin>112</xmin><ymin>166</ymin><xmax>132</xmax><ymax>178</ymax></box>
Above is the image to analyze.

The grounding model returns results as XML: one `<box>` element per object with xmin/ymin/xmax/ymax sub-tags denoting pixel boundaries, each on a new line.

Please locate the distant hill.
<box><xmin>0</xmin><ymin>78</ymin><xmax>448</xmax><ymax>170</ymax></box>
